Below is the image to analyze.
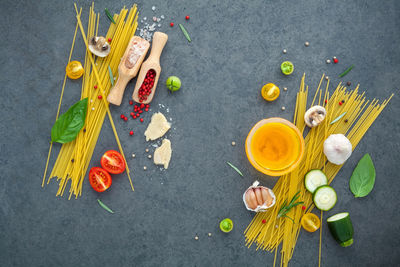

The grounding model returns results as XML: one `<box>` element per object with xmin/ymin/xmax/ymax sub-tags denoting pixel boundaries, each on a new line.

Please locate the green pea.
<box><xmin>166</xmin><ymin>76</ymin><xmax>181</xmax><ymax>92</ymax></box>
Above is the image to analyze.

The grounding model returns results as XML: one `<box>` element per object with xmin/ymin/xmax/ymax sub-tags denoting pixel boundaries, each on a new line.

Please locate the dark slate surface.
<box><xmin>1</xmin><ymin>0</ymin><xmax>399</xmax><ymax>266</ymax></box>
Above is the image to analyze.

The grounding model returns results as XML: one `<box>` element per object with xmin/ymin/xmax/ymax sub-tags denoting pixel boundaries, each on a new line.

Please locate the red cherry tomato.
<box><xmin>89</xmin><ymin>167</ymin><xmax>112</xmax><ymax>192</ymax></box>
<box><xmin>100</xmin><ymin>150</ymin><xmax>126</xmax><ymax>174</ymax></box>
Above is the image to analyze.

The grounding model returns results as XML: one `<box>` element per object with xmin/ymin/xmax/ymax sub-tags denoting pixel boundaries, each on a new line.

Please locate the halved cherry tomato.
<box><xmin>301</xmin><ymin>213</ymin><xmax>321</xmax><ymax>232</ymax></box>
<box><xmin>89</xmin><ymin>167</ymin><xmax>112</xmax><ymax>192</ymax></box>
<box><xmin>100</xmin><ymin>150</ymin><xmax>126</xmax><ymax>174</ymax></box>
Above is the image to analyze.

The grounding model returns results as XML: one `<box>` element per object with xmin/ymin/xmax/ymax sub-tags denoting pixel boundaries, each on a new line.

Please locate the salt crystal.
<box><xmin>151</xmin><ymin>6</ymin><xmax>156</xmax><ymax>11</ymax></box>
<box><xmin>140</xmin><ymin>20</ymin><xmax>143</xmax><ymax>23</ymax></box>
<box><xmin>157</xmin><ymin>18</ymin><xmax>161</xmax><ymax>22</ymax></box>
<box><xmin>143</xmin><ymin>17</ymin><xmax>147</xmax><ymax>20</ymax></box>
<box><xmin>160</xmin><ymin>15</ymin><xmax>165</xmax><ymax>19</ymax></box>
<box><xmin>158</xmin><ymin>24</ymin><xmax>162</xmax><ymax>27</ymax></box>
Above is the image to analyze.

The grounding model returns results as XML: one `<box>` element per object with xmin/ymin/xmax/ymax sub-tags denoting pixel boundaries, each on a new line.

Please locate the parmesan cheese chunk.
<box><xmin>153</xmin><ymin>139</ymin><xmax>172</xmax><ymax>169</ymax></box>
<box><xmin>144</xmin><ymin>112</ymin><xmax>171</xmax><ymax>141</ymax></box>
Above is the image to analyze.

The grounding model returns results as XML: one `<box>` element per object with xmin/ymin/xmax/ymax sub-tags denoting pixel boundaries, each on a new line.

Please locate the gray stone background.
<box><xmin>1</xmin><ymin>0</ymin><xmax>399</xmax><ymax>266</ymax></box>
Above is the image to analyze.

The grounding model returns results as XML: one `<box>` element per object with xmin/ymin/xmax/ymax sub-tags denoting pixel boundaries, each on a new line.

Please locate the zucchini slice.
<box><xmin>313</xmin><ymin>185</ymin><xmax>337</xmax><ymax>211</ymax></box>
<box><xmin>304</xmin><ymin>170</ymin><xmax>328</xmax><ymax>193</ymax></box>
<box><xmin>327</xmin><ymin>212</ymin><xmax>354</xmax><ymax>247</ymax></box>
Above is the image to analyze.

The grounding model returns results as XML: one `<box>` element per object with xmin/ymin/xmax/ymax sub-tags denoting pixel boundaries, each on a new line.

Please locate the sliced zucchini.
<box><xmin>327</xmin><ymin>212</ymin><xmax>354</xmax><ymax>247</ymax></box>
<box><xmin>304</xmin><ymin>170</ymin><xmax>328</xmax><ymax>193</ymax></box>
<box><xmin>313</xmin><ymin>185</ymin><xmax>337</xmax><ymax>211</ymax></box>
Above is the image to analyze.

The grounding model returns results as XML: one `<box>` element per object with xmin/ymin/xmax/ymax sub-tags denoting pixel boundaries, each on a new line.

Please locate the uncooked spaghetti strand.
<box><xmin>74</xmin><ymin>5</ymin><xmax>134</xmax><ymax>191</ymax></box>
<box><xmin>42</xmin><ymin>8</ymin><xmax>82</xmax><ymax>187</ymax></box>
<box><xmin>318</xmin><ymin>210</ymin><xmax>323</xmax><ymax>267</ymax></box>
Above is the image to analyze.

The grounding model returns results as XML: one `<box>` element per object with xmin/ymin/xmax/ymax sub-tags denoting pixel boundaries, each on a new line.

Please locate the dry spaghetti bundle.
<box><xmin>244</xmin><ymin>74</ymin><xmax>393</xmax><ymax>266</ymax></box>
<box><xmin>42</xmin><ymin>3</ymin><xmax>138</xmax><ymax>199</ymax></box>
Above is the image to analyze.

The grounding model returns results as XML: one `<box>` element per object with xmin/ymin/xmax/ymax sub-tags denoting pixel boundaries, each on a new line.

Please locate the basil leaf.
<box><xmin>349</xmin><ymin>153</ymin><xmax>376</xmax><ymax>198</ymax></box>
<box><xmin>51</xmin><ymin>98</ymin><xmax>88</xmax><ymax>144</ymax></box>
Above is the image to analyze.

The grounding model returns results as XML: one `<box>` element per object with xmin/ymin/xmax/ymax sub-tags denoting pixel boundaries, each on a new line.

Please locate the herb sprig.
<box><xmin>226</xmin><ymin>162</ymin><xmax>243</xmax><ymax>177</ymax></box>
<box><xmin>339</xmin><ymin>65</ymin><xmax>354</xmax><ymax>77</ymax></box>
<box><xmin>97</xmin><ymin>199</ymin><xmax>114</xmax><ymax>214</ymax></box>
<box><xmin>179</xmin><ymin>24</ymin><xmax>191</xmax><ymax>42</ymax></box>
<box><xmin>277</xmin><ymin>191</ymin><xmax>304</xmax><ymax>222</ymax></box>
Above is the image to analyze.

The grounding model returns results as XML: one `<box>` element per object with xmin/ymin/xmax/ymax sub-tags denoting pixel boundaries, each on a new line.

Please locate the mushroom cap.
<box><xmin>88</xmin><ymin>36</ymin><xmax>110</xmax><ymax>57</ymax></box>
<box><xmin>304</xmin><ymin>105</ymin><xmax>326</xmax><ymax>127</ymax></box>
<box><xmin>323</xmin><ymin>134</ymin><xmax>352</xmax><ymax>165</ymax></box>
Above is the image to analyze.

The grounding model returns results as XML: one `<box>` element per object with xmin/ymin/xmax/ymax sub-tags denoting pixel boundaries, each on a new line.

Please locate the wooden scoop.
<box><xmin>132</xmin><ymin>32</ymin><xmax>168</xmax><ymax>104</ymax></box>
<box><xmin>107</xmin><ymin>36</ymin><xmax>150</xmax><ymax>106</ymax></box>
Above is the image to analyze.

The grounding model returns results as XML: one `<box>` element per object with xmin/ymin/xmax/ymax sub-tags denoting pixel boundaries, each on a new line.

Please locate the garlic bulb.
<box><xmin>323</xmin><ymin>134</ymin><xmax>352</xmax><ymax>165</ymax></box>
<box><xmin>243</xmin><ymin>181</ymin><xmax>276</xmax><ymax>212</ymax></box>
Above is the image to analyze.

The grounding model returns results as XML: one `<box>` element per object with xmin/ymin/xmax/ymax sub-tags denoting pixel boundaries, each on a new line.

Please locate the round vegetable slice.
<box><xmin>305</xmin><ymin>170</ymin><xmax>328</xmax><ymax>193</ymax></box>
<box><xmin>100</xmin><ymin>150</ymin><xmax>126</xmax><ymax>174</ymax></box>
<box><xmin>301</xmin><ymin>213</ymin><xmax>321</xmax><ymax>232</ymax></box>
<box><xmin>89</xmin><ymin>167</ymin><xmax>112</xmax><ymax>192</ymax></box>
<box><xmin>313</xmin><ymin>185</ymin><xmax>337</xmax><ymax>211</ymax></box>
<box><xmin>327</xmin><ymin>212</ymin><xmax>354</xmax><ymax>247</ymax></box>
<box><xmin>281</xmin><ymin>61</ymin><xmax>294</xmax><ymax>75</ymax></box>
<box><xmin>220</xmin><ymin>218</ymin><xmax>233</xmax><ymax>233</ymax></box>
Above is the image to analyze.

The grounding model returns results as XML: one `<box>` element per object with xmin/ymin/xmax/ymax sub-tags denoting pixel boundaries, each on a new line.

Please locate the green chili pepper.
<box><xmin>105</xmin><ymin>8</ymin><xmax>116</xmax><ymax>24</ymax></box>
<box><xmin>339</xmin><ymin>65</ymin><xmax>354</xmax><ymax>78</ymax></box>
<box><xmin>97</xmin><ymin>199</ymin><xmax>114</xmax><ymax>214</ymax></box>
<box><xmin>179</xmin><ymin>24</ymin><xmax>191</xmax><ymax>42</ymax></box>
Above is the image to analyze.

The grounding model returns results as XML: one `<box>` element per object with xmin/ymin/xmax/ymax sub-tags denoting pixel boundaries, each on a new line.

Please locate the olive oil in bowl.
<box><xmin>246</xmin><ymin>118</ymin><xmax>304</xmax><ymax>176</ymax></box>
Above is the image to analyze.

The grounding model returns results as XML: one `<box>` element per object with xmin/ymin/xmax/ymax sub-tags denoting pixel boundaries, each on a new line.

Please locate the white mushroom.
<box><xmin>304</xmin><ymin>105</ymin><xmax>326</xmax><ymax>127</ymax></box>
<box><xmin>88</xmin><ymin>36</ymin><xmax>110</xmax><ymax>57</ymax></box>
<box><xmin>323</xmin><ymin>134</ymin><xmax>352</xmax><ymax>165</ymax></box>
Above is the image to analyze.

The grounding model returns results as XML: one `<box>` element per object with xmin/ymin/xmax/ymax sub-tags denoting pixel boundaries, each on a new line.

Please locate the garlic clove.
<box><xmin>254</xmin><ymin>188</ymin><xmax>263</xmax><ymax>206</ymax></box>
<box><xmin>304</xmin><ymin>105</ymin><xmax>326</xmax><ymax>127</ymax></box>
<box><xmin>323</xmin><ymin>134</ymin><xmax>352</xmax><ymax>165</ymax></box>
<box><xmin>245</xmin><ymin>189</ymin><xmax>258</xmax><ymax>210</ymax></box>
<box><xmin>261</xmin><ymin>188</ymin><xmax>273</xmax><ymax>206</ymax></box>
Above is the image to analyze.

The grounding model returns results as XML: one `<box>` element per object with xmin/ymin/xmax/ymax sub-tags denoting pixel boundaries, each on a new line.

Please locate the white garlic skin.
<box><xmin>323</xmin><ymin>134</ymin><xmax>352</xmax><ymax>165</ymax></box>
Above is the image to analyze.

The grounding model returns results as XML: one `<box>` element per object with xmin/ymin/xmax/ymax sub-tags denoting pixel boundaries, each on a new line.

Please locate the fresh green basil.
<box><xmin>349</xmin><ymin>153</ymin><xmax>376</xmax><ymax>198</ymax></box>
<box><xmin>51</xmin><ymin>98</ymin><xmax>88</xmax><ymax>144</ymax></box>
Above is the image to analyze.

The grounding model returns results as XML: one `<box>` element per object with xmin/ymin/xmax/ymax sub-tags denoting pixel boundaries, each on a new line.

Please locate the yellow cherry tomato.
<box><xmin>301</xmin><ymin>213</ymin><xmax>321</xmax><ymax>232</ymax></box>
<box><xmin>261</xmin><ymin>83</ymin><xmax>280</xmax><ymax>101</ymax></box>
<box><xmin>66</xmin><ymin>61</ymin><xmax>84</xmax><ymax>79</ymax></box>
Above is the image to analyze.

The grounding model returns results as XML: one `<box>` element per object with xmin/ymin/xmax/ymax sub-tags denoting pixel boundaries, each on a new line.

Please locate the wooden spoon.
<box><xmin>107</xmin><ymin>36</ymin><xmax>150</xmax><ymax>106</ymax></box>
<box><xmin>132</xmin><ymin>32</ymin><xmax>168</xmax><ymax>104</ymax></box>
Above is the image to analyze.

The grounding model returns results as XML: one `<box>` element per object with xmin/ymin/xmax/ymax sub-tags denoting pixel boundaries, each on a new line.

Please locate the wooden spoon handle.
<box><xmin>148</xmin><ymin>32</ymin><xmax>168</xmax><ymax>63</ymax></box>
<box><xmin>107</xmin><ymin>75</ymin><xmax>131</xmax><ymax>106</ymax></box>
